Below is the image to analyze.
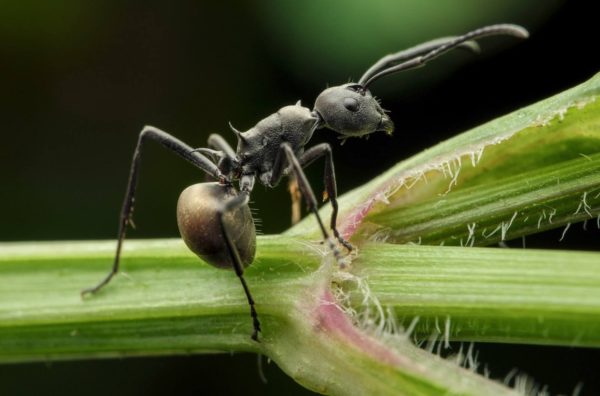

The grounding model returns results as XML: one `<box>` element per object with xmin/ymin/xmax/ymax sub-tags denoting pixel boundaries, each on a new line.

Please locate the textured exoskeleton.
<box><xmin>83</xmin><ymin>24</ymin><xmax>529</xmax><ymax>341</ymax></box>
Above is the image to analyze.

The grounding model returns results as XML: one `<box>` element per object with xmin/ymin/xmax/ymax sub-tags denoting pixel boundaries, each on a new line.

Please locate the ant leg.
<box><xmin>218</xmin><ymin>175</ymin><xmax>261</xmax><ymax>341</ymax></box>
<box><xmin>267</xmin><ymin>145</ymin><xmax>304</xmax><ymax>225</ymax></box>
<box><xmin>200</xmin><ymin>133</ymin><xmax>237</xmax><ymax>176</ymax></box>
<box><xmin>288</xmin><ymin>175</ymin><xmax>302</xmax><ymax>225</ymax></box>
<box><xmin>207</xmin><ymin>133</ymin><xmax>236</xmax><ymax>161</ymax></box>
<box><xmin>260</xmin><ymin>136</ymin><xmax>302</xmax><ymax>225</ymax></box>
<box><xmin>81</xmin><ymin>126</ymin><xmax>223</xmax><ymax>297</ymax></box>
<box><xmin>271</xmin><ymin>143</ymin><xmax>342</xmax><ymax>261</ymax></box>
<box><xmin>190</xmin><ymin>133</ymin><xmax>236</xmax><ymax>164</ymax></box>
<box><xmin>297</xmin><ymin>144</ymin><xmax>353</xmax><ymax>251</ymax></box>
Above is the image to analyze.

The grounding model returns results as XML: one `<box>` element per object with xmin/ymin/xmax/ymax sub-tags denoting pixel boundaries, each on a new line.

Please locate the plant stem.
<box><xmin>2</xmin><ymin>237</ymin><xmax>600</xmax><ymax>364</ymax></box>
<box><xmin>0</xmin><ymin>238</ymin><xmax>316</xmax><ymax>361</ymax></box>
<box><xmin>355</xmin><ymin>243</ymin><xmax>600</xmax><ymax>346</ymax></box>
<box><xmin>0</xmin><ymin>238</ymin><xmax>530</xmax><ymax>395</ymax></box>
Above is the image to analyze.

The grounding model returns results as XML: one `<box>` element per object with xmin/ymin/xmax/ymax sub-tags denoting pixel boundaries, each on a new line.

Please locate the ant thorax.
<box><xmin>234</xmin><ymin>104</ymin><xmax>319</xmax><ymax>184</ymax></box>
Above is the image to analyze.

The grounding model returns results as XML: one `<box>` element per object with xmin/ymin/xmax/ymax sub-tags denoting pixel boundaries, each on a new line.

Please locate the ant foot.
<box><xmin>337</xmin><ymin>236</ymin><xmax>354</xmax><ymax>252</ymax></box>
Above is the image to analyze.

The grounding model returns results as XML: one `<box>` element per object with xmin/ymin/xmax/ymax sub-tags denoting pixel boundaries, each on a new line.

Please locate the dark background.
<box><xmin>1</xmin><ymin>1</ymin><xmax>599</xmax><ymax>395</ymax></box>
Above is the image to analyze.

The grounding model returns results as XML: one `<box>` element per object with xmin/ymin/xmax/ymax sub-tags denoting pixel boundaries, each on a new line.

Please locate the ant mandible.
<box><xmin>82</xmin><ymin>24</ymin><xmax>528</xmax><ymax>341</ymax></box>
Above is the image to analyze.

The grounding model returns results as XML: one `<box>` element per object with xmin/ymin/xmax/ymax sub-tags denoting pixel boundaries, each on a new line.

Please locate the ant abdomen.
<box><xmin>177</xmin><ymin>183</ymin><xmax>256</xmax><ymax>269</ymax></box>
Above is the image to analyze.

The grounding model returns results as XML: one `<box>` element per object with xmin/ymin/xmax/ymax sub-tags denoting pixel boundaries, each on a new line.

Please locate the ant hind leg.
<box><xmin>217</xmin><ymin>175</ymin><xmax>261</xmax><ymax>341</ymax></box>
<box><xmin>81</xmin><ymin>126</ymin><xmax>222</xmax><ymax>297</ymax></box>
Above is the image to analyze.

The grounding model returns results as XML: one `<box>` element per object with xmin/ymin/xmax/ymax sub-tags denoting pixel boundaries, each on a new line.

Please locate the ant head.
<box><xmin>313</xmin><ymin>24</ymin><xmax>528</xmax><ymax>140</ymax></box>
<box><xmin>314</xmin><ymin>83</ymin><xmax>393</xmax><ymax>138</ymax></box>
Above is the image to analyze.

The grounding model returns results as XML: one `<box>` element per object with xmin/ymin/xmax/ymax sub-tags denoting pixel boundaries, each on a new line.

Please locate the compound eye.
<box><xmin>343</xmin><ymin>97</ymin><xmax>359</xmax><ymax>112</ymax></box>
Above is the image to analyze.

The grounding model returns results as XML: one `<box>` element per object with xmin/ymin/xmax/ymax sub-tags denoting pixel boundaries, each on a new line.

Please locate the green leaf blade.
<box><xmin>364</xmin><ymin>153</ymin><xmax>600</xmax><ymax>245</ymax></box>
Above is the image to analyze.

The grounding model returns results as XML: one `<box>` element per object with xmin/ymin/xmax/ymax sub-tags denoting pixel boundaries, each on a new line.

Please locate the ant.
<box><xmin>82</xmin><ymin>24</ymin><xmax>528</xmax><ymax>341</ymax></box>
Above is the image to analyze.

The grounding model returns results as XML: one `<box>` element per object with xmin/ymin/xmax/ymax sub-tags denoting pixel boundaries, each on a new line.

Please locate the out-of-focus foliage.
<box><xmin>257</xmin><ymin>0</ymin><xmax>562</xmax><ymax>88</ymax></box>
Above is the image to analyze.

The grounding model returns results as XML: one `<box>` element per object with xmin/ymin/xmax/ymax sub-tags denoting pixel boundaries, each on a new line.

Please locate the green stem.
<box><xmin>355</xmin><ymin>243</ymin><xmax>600</xmax><ymax>346</ymax></box>
<box><xmin>0</xmin><ymin>238</ymin><xmax>525</xmax><ymax>395</ymax></box>
<box><xmin>0</xmin><ymin>238</ymin><xmax>316</xmax><ymax>361</ymax></box>
<box><xmin>3</xmin><ymin>238</ymin><xmax>600</xmax><ymax>352</ymax></box>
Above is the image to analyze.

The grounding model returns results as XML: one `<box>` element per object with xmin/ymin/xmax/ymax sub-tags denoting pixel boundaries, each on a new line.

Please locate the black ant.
<box><xmin>82</xmin><ymin>24</ymin><xmax>528</xmax><ymax>341</ymax></box>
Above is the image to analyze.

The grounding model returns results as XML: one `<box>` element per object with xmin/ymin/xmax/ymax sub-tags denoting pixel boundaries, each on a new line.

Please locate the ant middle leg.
<box><xmin>81</xmin><ymin>126</ymin><xmax>223</xmax><ymax>297</ymax></box>
<box><xmin>297</xmin><ymin>143</ymin><xmax>353</xmax><ymax>251</ymax></box>
<box><xmin>270</xmin><ymin>143</ymin><xmax>342</xmax><ymax>262</ymax></box>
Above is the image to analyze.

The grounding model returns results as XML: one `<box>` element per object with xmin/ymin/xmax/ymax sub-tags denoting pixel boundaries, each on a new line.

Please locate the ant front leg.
<box><xmin>217</xmin><ymin>174</ymin><xmax>261</xmax><ymax>341</ymax></box>
<box><xmin>271</xmin><ymin>143</ymin><xmax>342</xmax><ymax>262</ymax></box>
<box><xmin>81</xmin><ymin>126</ymin><xmax>223</xmax><ymax>297</ymax></box>
<box><xmin>297</xmin><ymin>144</ymin><xmax>353</xmax><ymax>251</ymax></box>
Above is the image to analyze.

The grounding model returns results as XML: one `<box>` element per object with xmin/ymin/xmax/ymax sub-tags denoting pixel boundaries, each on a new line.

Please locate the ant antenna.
<box><xmin>359</xmin><ymin>38</ymin><xmax>481</xmax><ymax>88</ymax></box>
<box><xmin>360</xmin><ymin>24</ymin><xmax>528</xmax><ymax>89</ymax></box>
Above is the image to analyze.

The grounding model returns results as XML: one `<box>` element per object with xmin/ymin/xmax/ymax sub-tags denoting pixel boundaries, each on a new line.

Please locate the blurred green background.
<box><xmin>1</xmin><ymin>1</ymin><xmax>600</xmax><ymax>395</ymax></box>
